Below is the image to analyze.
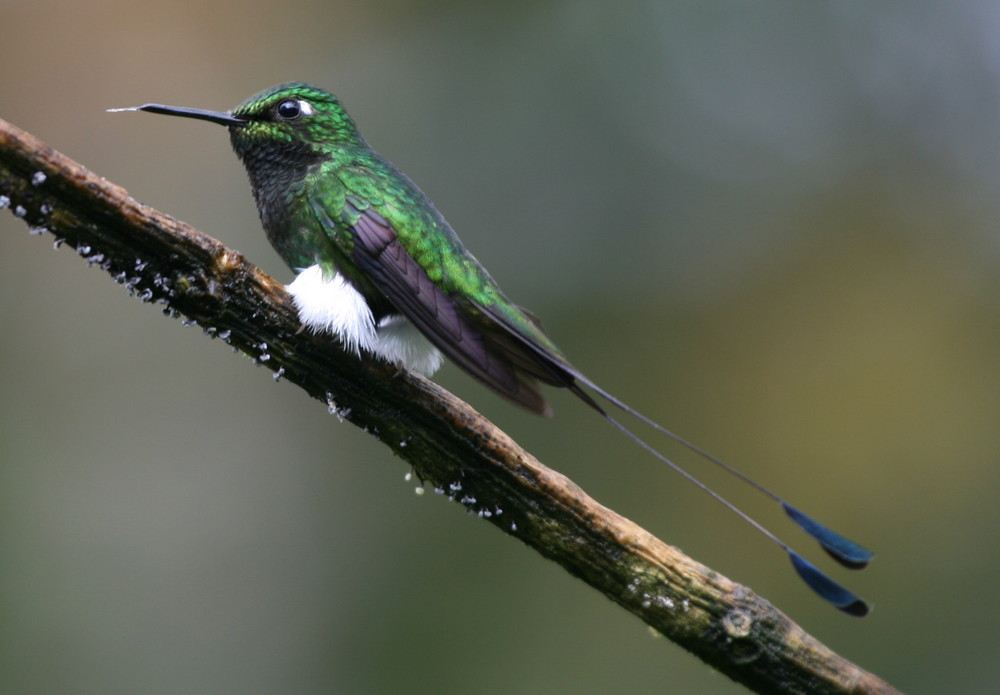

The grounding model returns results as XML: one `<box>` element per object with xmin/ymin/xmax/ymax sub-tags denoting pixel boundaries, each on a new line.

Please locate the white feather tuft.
<box><xmin>286</xmin><ymin>265</ymin><xmax>443</xmax><ymax>376</ymax></box>
<box><xmin>374</xmin><ymin>315</ymin><xmax>444</xmax><ymax>376</ymax></box>
<box><xmin>286</xmin><ymin>265</ymin><xmax>376</xmax><ymax>355</ymax></box>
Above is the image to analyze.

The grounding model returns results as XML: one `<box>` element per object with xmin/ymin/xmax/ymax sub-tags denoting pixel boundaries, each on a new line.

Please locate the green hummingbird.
<box><xmin>112</xmin><ymin>82</ymin><xmax>873</xmax><ymax>615</ymax></box>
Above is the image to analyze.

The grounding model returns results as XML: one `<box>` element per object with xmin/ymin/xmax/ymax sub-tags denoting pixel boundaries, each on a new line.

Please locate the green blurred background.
<box><xmin>2</xmin><ymin>2</ymin><xmax>997</xmax><ymax>693</ymax></box>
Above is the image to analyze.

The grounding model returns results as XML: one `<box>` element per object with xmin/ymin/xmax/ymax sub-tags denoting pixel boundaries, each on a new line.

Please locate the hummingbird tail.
<box><xmin>565</xmin><ymin>375</ymin><xmax>872</xmax><ymax>616</ymax></box>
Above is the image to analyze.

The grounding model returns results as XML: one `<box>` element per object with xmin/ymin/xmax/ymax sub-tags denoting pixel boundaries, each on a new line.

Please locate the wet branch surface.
<box><xmin>0</xmin><ymin>117</ymin><xmax>902</xmax><ymax>695</ymax></box>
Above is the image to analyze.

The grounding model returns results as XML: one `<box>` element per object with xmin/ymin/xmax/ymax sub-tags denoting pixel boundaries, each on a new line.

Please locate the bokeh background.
<box><xmin>2</xmin><ymin>2</ymin><xmax>997</xmax><ymax>693</ymax></box>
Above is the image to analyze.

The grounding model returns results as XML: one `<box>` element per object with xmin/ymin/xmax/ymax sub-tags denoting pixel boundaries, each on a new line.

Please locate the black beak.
<box><xmin>109</xmin><ymin>104</ymin><xmax>245</xmax><ymax>126</ymax></box>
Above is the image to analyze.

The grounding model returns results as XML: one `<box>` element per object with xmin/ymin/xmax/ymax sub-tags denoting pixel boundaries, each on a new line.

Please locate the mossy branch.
<box><xmin>0</xmin><ymin>117</ymin><xmax>901</xmax><ymax>695</ymax></box>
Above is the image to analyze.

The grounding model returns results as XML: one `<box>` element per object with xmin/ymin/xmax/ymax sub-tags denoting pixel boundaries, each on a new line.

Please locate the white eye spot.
<box><xmin>297</xmin><ymin>100</ymin><xmax>315</xmax><ymax>116</ymax></box>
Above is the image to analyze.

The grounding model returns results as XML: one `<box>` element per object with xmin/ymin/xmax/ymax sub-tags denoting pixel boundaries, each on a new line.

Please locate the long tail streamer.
<box><xmin>569</xmin><ymin>373</ymin><xmax>872</xmax><ymax>616</ymax></box>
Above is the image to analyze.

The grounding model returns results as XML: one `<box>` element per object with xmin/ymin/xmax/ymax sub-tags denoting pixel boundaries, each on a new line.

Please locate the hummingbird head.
<box><xmin>112</xmin><ymin>83</ymin><xmax>369</xmax><ymax>261</ymax></box>
<box><xmin>228</xmin><ymin>82</ymin><xmax>365</xmax><ymax>154</ymax></box>
<box><xmin>221</xmin><ymin>83</ymin><xmax>366</xmax><ymax>200</ymax></box>
<box><xmin>116</xmin><ymin>83</ymin><xmax>365</xmax><ymax>196</ymax></box>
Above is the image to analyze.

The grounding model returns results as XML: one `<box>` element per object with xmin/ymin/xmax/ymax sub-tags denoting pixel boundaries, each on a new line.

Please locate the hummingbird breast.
<box><xmin>231</xmin><ymin>130</ymin><xmax>328</xmax><ymax>267</ymax></box>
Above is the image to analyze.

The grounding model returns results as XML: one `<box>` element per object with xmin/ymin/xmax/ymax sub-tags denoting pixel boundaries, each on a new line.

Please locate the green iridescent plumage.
<box><xmin>116</xmin><ymin>83</ymin><xmax>875</xmax><ymax>615</ymax></box>
<box><xmin>226</xmin><ymin>82</ymin><xmax>572</xmax><ymax>413</ymax></box>
<box><xmin>230</xmin><ymin>85</ymin><xmax>527</xmax><ymax>302</ymax></box>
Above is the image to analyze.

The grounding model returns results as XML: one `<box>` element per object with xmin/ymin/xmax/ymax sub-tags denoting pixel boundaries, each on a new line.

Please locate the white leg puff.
<box><xmin>287</xmin><ymin>264</ymin><xmax>377</xmax><ymax>355</ymax></box>
<box><xmin>286</xmin><ymin>265</ymin><xmax>443</xmax><ymax>376</ymax></box>
<box><xmin>375</xmin><ymin>314</ymin><xmax>444</xmax><ymax>376</ymax></box>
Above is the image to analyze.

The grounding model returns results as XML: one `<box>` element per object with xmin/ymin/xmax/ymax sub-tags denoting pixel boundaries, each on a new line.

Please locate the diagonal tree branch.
<box><xmin>0</xmin><ymin>117</ymin><xmax>902</xmax><ymax>695</ymax></box>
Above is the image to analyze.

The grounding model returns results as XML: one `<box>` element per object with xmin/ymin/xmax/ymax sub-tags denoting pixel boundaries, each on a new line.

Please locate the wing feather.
<box><xmin>349</xmin><ymin>208</ymin><xmax>556</xmax><ymax>415</ymax></box>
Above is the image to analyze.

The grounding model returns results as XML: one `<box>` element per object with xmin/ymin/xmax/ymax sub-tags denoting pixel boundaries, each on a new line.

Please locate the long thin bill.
<box><xmin>108</xmin><ymin>104</ymin><xmax>244</xmax><ymax>126</ymax></box>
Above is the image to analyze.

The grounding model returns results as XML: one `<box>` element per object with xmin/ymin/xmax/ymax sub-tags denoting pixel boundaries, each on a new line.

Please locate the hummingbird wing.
<box><xmin>344</xmin><ymin>204</ymin><xmax>563</xmax><ymax>415</ymax></box>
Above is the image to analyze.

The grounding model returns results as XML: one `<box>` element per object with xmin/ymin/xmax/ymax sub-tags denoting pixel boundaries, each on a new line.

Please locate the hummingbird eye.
<box><xmin>275</xmin><ymin>98</ymin><xmax>314</xmax><ymax>121</ymax></box>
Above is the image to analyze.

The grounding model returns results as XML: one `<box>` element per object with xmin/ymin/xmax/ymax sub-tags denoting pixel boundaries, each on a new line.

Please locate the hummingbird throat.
<box><xmin>286</xmin><ymin>264</ymin><xmax>444</xmax><ymax>376</ymax></box>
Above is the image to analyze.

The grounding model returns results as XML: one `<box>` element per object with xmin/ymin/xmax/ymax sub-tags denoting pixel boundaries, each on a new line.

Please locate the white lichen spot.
<box><xmin>13</xmin><ymin>205</ymin><xmax>26</xmax><ymax>218</ymax></box>
<box><xmin>722</xmin><ymin>609</ymin><xmax>754</xmax><ymax>639</ymax></box>
<box><xmin>325</xmin><ymin>393</ymin><xmax>351</xmax><ymax>422</ymax></box>
<box><xmin>31</xmin><ymin>171</ymin><xmax>47</xmax><ymax>186</ymax></box>
<box><xmin>414</xmin><ymin>486</ymin><xmax>425</xmax><ymax>495</ymax></box>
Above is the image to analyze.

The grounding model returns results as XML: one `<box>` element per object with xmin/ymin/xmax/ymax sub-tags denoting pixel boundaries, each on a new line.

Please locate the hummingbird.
<box><xmin>112</xmin><ymin>83</ymin><xmax>873</xmax><ymax>615</ymax></box>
